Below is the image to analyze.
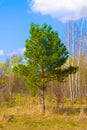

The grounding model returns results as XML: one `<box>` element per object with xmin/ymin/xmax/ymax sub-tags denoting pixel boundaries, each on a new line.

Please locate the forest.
<box><xmin>0</xmin><ymin>19</ymin><xmax>87</xmax><ymax>130</ymax></box>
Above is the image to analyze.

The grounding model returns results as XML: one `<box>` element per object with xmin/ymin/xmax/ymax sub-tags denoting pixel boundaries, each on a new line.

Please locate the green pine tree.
<box><xmin>13</xmin><ymin>23</ymin><xmax>78</xmax><ymax>113</ymax></box>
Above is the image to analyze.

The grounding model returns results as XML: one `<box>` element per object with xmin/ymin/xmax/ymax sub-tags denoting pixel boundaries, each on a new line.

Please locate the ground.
<box><xmin>0</xmin><ymin>95</ymin><xmax>87</xmax><ymax>130</ymax></box>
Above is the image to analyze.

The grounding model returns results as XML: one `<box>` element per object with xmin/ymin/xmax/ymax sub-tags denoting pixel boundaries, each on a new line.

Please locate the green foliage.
<box><xmin>10</xmin><ymin>55</ymin><xmax>22</xmax><ymax>66</ymax></box>
<box><xmin>54</xmin><ymin>66</ymin><xmax>78</xmax><ymax>82</ymax></box>
<box><xmin>13</xmin><ymin>64</ymin><xmax>28</xmax><ymax>77</ymax></box>
<box><xmin>13</xmin><ymin>23</ymin><xmax>78</xmax><ymax>91</ymax></box>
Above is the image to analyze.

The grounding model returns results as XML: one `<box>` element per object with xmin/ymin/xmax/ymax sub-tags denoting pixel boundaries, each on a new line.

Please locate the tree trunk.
<box><xmin>75</xmin><ymin>72</ymin><xmax>78</xmax><ymax>99</ymax></box>
<box><xmin>69</xmin><ymin>75</ymin><xmax>73</xmax><ymax>104</ymax></box>
<box><xmin>41</xmin><ymin>89</ymin><xmax>45</xmax><ymax>113</ymax></box>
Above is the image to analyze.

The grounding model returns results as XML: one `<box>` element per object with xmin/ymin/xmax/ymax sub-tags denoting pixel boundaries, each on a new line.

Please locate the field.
<box><xmin>0</xmin><ymin>95</ymin><xmax>87</xmax><ymax>130</ymax></box>
<box><xmin>0</xmin><ymin>113</ymin><xmax>87</xmax><ymax>130</ymax></box>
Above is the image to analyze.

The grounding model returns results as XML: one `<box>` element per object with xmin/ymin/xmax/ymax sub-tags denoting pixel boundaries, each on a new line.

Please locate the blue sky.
<box><xmin>0</xmin><ymin>0</ymin><xmax>86</xmax><ymax>62</ymax></box>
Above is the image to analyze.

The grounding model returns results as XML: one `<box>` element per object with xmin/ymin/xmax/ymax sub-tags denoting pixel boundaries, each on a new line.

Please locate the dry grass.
<box><xmin>0</xmin><ymin>105</ymin><xmax>87</xmax><ymax>130</ymax></box>
<box><xmin>0</xmin><ymin>95</ymin><xmax>87</xmax><ymax>129</ymax></box>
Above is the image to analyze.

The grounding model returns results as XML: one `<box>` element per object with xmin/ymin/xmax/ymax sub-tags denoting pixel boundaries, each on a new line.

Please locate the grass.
<box><xmin>0</xmin><ymin>95</ymin><xmax>87</xmax><ymax>130</ymax></box>
<box><xmin>0</xmin><ymin>105</ymin><xmax>87</xmax><ymax>130</ymax></box>
<box><xmin>0</xmin><ymin>113</ymin><xmax>87</xmax><ymax>130</ymax></box>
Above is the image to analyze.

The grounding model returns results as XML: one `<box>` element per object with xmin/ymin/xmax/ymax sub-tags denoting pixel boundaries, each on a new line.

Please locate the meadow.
<box><xmin>0</xmin><ymin>95</ymin><xmax>87</xmax><ymax>130</ymax></box>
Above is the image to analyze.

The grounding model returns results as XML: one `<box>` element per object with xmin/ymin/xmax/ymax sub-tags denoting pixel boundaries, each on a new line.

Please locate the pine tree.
<box><xmin>13</xmin><ymin>23</ymin><xmax>78</xmax><ymax>113</ymax></box>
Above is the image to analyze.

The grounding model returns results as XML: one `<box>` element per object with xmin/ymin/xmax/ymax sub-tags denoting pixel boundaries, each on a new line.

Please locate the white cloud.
<box><xmin>18</xmin><ymin>48</ymin><xmax>25</xmax><ymax>54</ymax></box>
<box><xmin>30</xmin><ymin>0</ymin><xmax>87</xmax><ymax>22</ymax></box>
<box><xmin>0</xmin><ymin>49</ymin><xmax>4</xmax><ymax>56</ymax></box>
<box><xmin>7</xmin><ymin>48</ymin><xmax>25</xmax><ymax>57</ymax></box>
